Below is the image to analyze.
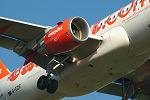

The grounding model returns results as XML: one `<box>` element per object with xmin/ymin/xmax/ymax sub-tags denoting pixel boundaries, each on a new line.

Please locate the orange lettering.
<box><xmin>21</xmin><ymin>62</ymin><xmax>34</xmax><ymax>75</ymax></box>
<box><xmin>102</xmin><ymin>25</ymin><xmax>105</xmax><ymax>29</ymax></box>
<box><xmin>35</xmin><ymin>64</ymin><xmax>38</xmax><ymax>67</ymax></box>
<box><xmin>133</xmin><ymin>0</ymin><xmax>138</xmax><ymax>12</ymax></box>
<box><xmin>141</xmin><ymin>0</ymin><xmax>144</xmax><ymax>7</ymax></box>
<box><xmin>107</xmin><ymin>14</ymin><xmax>117</xmax><ymax>25</ymax></box>
<box><xmin>119</xmin><ymin>2</ymin><xmax>134</xmax><ymax>18</ymax></box>
<box><xmin>9</xmin><ymin>62</ymin><xmax>38</xmax><ymax>82</ymax></box>
<box><xmin>91</xmin><ymin>22</ymin><xmax>101</xmax><ymax>34</ymax></box>
<box><xmin>9</xmin><ymin>66</ymin><xmax>23</xmax><ymax>81</ymax></box>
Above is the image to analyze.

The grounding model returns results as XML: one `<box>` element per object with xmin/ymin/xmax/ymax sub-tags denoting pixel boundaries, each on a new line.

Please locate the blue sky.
<box><xmin>0</xmin><ymin>0</ymin><xmax>134</xmax><ymax>100</ymax></box>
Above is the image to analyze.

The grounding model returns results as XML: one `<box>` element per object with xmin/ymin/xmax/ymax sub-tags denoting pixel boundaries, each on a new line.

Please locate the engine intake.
<box><xmin>44</xmin><ymin>17</ymin><xmax>89</xmax><ymax>54</ymax></box>
<box><xmin>69</xmin><ymin>17</ymin><xmax>89</xmax><ymax>42</ymax></box>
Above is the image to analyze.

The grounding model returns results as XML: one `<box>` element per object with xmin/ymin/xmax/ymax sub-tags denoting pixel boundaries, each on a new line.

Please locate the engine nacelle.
<box><xmin>44</xmin><ymin>17</ymin><xmax>89</xmax><ymax>54</ymax></box>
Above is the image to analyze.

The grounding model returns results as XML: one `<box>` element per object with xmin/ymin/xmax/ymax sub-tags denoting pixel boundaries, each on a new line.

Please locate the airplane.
<box><xmin>1</xmin><ymin>0</ymin><xmax>150</xmax><ymax>100</ymax></box>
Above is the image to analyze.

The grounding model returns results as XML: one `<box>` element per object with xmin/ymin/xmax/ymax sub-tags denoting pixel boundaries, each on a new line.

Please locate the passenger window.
<box><xmin>113</xmin><ymin>15</ymin><xmax>116</xmax><ymax>19</ymax></box>
<box><xmin>18</xmin><ymin>70</ymin><xmax>20</xmax><ymax>74</ymax></box>
<box><xmin>7</xmin><ymin>77</ymin><xmax>9</xmax><ymax>81</ymax></box>
<box><xmin>22</xmin><ymin>68</ymin><xmax>24</xmax><ymax>72</ymax></box>
<box><xmin>131</xmin><ymin>5</ymin><xmax>133</xmax><ymax>9</ymax></box>
<box><xmin>140</xmin><ymin>0</ymin><xmax>146</xmax><ymax>4</ymax></box>
<box><xmin>118</xmin><ymin>13</ymin><xmax>120</xmax><ymax>16</ymax></box>
<box><xmin>26</xmin><ymin>66</ymin><xmax>28</xmax><ymax>70</ymax></box>
<box><xmin>109</xmin><ymin>18</ymin><xmax>111</xmax><ymax>21</ymax></box>
<box><xmin>140</xmin><ymin>0</ymin><xmax>142</xmax><ymax>4</ymax></box>
<box><xmin>100</xmin><ymin>23</ymin><xmax>103</xmax><ymax>27</ymax></box>
<box><xmin>11</xmin><ymin>75</ymin><xmax>13</xmax><ymax>78</ymax></box>
<box><xmin>126</xmin><ymin>8</ymin><xmax>129</xmax><ymax>12</ymax></box>
<box><xmin>16</xmin><ymin>70</ymin><xmax>20</xmax><ymax>75</ymax></box>
<box><xmin>14</xmin><ymin>72</ymin><xmax>17</xmax><ymax>76</ymax></box>
<box><xmin>30</xmin><ymin>63</ymin><xmax>32</xmax><ymax>67</ymax></box>
<box><xmin>104</xmin><ymin>20</ymin><xmax>107</xmax><ymax>24</ymax></box>
<box><xmin>122</xmin><ymin>10</ymin><xmax>124</xmax><ymax>14</ymax></box>
<box><xmin>93</xmin><ymin>27</ymin><xmax>96</xmax><ymax>30</ymax></box>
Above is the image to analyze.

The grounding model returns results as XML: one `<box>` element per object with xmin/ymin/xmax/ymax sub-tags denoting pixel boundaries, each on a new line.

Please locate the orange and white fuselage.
<box><xmin>1</xmin><ymin>0</ymin><xmax>150</xmax><ymax>100</ymax></box>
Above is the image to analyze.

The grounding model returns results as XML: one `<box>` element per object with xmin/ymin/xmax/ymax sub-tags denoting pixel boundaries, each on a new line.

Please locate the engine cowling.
<box><xmin>44</xmin><ymin>17</ymin><xmax>89</xmax><ymax>54</ymax></box>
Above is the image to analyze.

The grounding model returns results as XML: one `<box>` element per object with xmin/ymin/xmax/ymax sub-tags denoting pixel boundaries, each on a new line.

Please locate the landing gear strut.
<box><xmin>121</xmin><ymin>78</ymin><xmax>134</xmax><ymax>100</ymax></box>
<box><xmin>37</xmin><ymin>75</ymin><xmax>58</xmax><ymax>94</ymax></box>
<box><xmin>37</xmin><ymin>56</ymin><xmax>69</xmax><ymax>94</ymax></box>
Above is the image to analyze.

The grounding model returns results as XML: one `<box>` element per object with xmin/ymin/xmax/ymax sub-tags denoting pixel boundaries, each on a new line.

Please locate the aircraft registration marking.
<box><xmin>8</xmin><ymin>84</ymin><xmax>21</xmax><ymax>96</ymax></box>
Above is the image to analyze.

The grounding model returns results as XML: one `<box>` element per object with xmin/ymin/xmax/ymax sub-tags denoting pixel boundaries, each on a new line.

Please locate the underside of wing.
<box><xmin>97</xmin><ymin>60</ymin><xmax>150</xmax><ymax>100</ymax></box>
<box><xmin>0</xmin><ymin>17</ymin><xmax>52</xmax><ymax>56</ymax></box>
<box><xmin>0</xmin><ymin>17</ymin><xmax>103</xmax><ymax>77</ymax></box>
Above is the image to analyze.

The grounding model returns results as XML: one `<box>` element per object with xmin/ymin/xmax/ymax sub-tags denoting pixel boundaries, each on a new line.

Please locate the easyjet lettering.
<box><xmin>9</xmin><ymin>62</ymin><xmax>38</xmax><ymax>82</ymax></box>
<box><xmin>48</xmin><ymin>26</ymin><xmax>63</xmax><ymax>37</ymax></box>
<box><xmin>91</xmin><ymin>0</ymin><xmax>148</xmax><ymax>34</ymax></box>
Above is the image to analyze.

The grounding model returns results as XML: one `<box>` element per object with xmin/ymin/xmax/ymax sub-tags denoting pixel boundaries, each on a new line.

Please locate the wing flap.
<box><xmin>0</xmin><ymin>36</ymin><xmax>22</xmax><ymax>50</ymax></box>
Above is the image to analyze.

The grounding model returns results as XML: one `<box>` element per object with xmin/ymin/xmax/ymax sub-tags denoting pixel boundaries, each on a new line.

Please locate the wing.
<box><xmin>0</xmin><ymin>17</ymin><xmax>103</xmax><ymax>73</ymax></box>
<box><xmin>0</xmin><ymin>17</ymin><xmax>52</xmax><ymax>55</ymax></box>
<box><xmin>97</xmin><ymin>60</ymin><xmax>150</xmax><ymax>100</ymax></box>
<box><xmin>0</xmin><ymin>17</ymin><xmax>50</xmax><ymax>42</ymax></box>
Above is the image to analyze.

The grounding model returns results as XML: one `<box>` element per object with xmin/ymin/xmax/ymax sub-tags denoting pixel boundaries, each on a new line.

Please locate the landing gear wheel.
<box><xmin>37</xmin><ymin>75</ymin><xmax>49</xmax><ymax>90</ymax></box>
<box><xmin>47</xmin><ymin>79</ymin><xmax>58</xmax><ymax>94</ymax></box>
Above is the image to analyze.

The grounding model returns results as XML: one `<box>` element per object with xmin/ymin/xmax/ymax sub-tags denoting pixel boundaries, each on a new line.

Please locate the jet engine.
<box><xmin>44</xmin><ymin>17</ymin><xmax>89</xmax><ymax>54</ymax></box>
<box><xmin>24</xmin><ymin>17</ymin><xmax>89</xmax><ymax>66</ymax></box>
<box><xmin>36</xmin><ymin>17</ymin><xmax>90</xmax><ymax>94</ymax></box>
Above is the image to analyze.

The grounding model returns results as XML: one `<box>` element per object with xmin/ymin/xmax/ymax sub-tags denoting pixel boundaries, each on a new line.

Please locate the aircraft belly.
<box><xmin>57</xmin><ymin>26</ymin><xmax>139</xmax><ymax>97</ymax></box>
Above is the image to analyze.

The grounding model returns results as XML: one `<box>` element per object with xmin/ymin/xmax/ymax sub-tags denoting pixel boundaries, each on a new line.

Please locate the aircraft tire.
<box><xmin>37</xmin><ymin>75</ymin><xmax>49</xmax><ymax>90</ymax></box>
<box><xmin>47</xmin><ymin>79</ymin><xmax>58</xmax><ymax>94</ymax></box>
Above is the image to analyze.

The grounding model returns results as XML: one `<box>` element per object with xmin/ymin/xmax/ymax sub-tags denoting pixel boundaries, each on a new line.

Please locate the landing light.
<box><xmin>72</xmin><ymin>57</ymin><xmax>76</xmax><ymax>62</ymax></box>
